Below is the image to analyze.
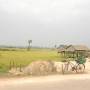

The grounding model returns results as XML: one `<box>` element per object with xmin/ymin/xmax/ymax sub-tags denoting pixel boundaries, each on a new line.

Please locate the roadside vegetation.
<box><xmin>0</xmin><ymin>48</ymin><xmax>61</xmax><ymax>73</ymax></box>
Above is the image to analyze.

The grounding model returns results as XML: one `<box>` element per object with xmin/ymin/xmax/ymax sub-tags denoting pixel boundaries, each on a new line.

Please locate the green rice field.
<box><xmin>0</xmin><ymin>49</ymin><xmax>62</xmax><ymax>73</ymax></box>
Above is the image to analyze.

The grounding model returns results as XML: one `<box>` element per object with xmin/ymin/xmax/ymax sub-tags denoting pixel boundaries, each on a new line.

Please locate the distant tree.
<box><xmin>28</xmin><ymin>40</ymin><xmax>32</xmax><ymax>51</ymax></box>
<box><xmin>54</xmin><ymin>45</ymin><xmax>57</xmax><ymax>49</ymax></box>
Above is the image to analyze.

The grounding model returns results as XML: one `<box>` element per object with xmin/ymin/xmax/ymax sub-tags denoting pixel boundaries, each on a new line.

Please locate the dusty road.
<box><xmin>0</xmin><ymin>74</ymin><xmax>90</xmax><ymax>90</ymax></box>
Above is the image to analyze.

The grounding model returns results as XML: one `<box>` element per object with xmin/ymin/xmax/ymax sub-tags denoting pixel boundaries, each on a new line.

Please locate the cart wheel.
<box><xmin>62</xmin><ymin>62</ymin><xmax>74</xmax><ymax>74</ymax></box>
<box><xmin>76</xmin><ymin>64</ymin><xmax>85</xmax><ymax>73</ymax></box>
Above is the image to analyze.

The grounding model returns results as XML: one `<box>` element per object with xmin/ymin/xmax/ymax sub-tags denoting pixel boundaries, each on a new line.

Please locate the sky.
<box><xmin>0</xmin><ymin>0</ymin><xmax>90</xmax><ymax>47</ymax></box>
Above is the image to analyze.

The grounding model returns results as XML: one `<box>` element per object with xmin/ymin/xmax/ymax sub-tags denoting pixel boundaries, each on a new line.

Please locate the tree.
<box><xmin>54</xmin><ymin>45</ymin><xmax>57</xmax><ymax>49</ymax></box>
<box><xmin>28</xmin><ymin>40</ymin><xmax>32</xmax><ymax>51</ymax></box>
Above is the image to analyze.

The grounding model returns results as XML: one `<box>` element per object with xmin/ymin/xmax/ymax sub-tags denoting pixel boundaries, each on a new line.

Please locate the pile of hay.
<box><xmin>9</xmin><ymin>60</ymin><xmax>65</xmax><ymax>76</ymax></box>
<box><xmin>23</xmin><ymin>60</ymin><xmax>55</xmax><ymax>76</ymax></box>
<box><xmin>53</xmin><ymin>61</ymin><xmax>63</xmax><ymax>73</ymax></box>
<box><xmin>9</xmin><ymin>68</ymin><xmax>24</xmax><ymax>76</ymax></box>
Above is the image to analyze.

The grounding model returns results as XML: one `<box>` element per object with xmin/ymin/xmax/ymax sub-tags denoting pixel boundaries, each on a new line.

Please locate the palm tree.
<box><xmin>54</xmin><ymin>45</ymin><xmax>57</xmax><ymax>49</ymax></box>
<box><xmin>28</xmin><ymin>40</ymin><xmax>32</xmax><ymax>51</ymax></box>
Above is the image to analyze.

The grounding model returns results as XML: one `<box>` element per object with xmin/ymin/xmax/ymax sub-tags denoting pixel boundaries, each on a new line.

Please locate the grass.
<box><xmin>0</xmin><ymin>48</ymin><xmax>62</xmax><ymax>73</ymax></box>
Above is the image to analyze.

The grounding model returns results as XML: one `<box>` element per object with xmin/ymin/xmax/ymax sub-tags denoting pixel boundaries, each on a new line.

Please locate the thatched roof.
<box><xmin>66</xmin><ymin>45</ymin><xmax>89</xmax><ymax>52</ymax></box>
<box><xmin>58</xmin><ymin>45</ymin><xmax>89</xmax><ymax>52</ymax></box>
<box><xmin>58</xmin><ymin>45</ymin><xmax>68</xmax><ymax>52</ymax></box>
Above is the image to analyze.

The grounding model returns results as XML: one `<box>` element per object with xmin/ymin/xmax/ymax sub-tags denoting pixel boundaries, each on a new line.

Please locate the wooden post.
<box><xmin>9</xmin><ymin>61</ymin><xmax>12</xmax><ymax>69</ymax></box>
<box><xmin>19</xmin><ymin>64</ymin><xmax>22</xmax><ymax>72</ymax></box>
<box><xmin>73</xmin><ymin>52</ymin><xmax>74</xmax><ymax>58</ymax></box>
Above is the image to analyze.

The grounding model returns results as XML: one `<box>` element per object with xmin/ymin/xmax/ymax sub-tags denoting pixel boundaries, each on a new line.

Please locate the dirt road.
<box><xmin>0</xmin><ymin>74</ymin><xmax>90</xmax><ymax>90</ymax></box>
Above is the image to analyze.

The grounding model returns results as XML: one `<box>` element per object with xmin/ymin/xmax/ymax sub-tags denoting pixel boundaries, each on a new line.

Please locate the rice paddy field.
<box><xmin>0</xmin><ymin>48</ymin><xmax>62</xmax><ymax>73</ymax></box>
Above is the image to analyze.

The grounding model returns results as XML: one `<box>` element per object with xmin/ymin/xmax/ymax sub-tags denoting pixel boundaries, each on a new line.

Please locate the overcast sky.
<box><xmin>0</xmin><ymin>0</ymin><xmax>90</xmax><ymax>47</ymax></box>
